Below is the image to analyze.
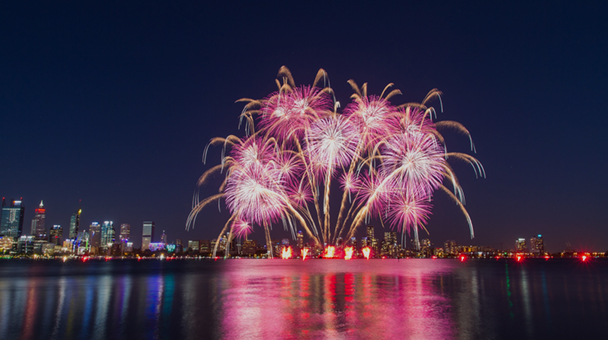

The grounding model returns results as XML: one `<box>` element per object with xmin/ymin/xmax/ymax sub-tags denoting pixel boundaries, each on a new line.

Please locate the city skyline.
<box><xmin>0</xmin><ymin>197</ymin><xmax>578</xmax><ymax>253</ymax></box>
<box><xmin>1</xmin><ymin>2</ymin><xmax>607</xmax><ymax>253</ymax></box>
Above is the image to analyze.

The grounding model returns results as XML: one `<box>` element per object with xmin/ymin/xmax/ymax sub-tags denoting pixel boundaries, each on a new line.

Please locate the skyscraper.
<box><xmin>515</xmin><ymin>238</ymin><xmax>527</xmax><ymax>252</ymax></box>
<box><xmin>1</xmin><ymin>198</ymin><xmax>25</xmax><ymax>239</ymax></box>
<box><xmin>142</xmin><ymin>221</ymin><xmax>154</xmax><ymax>251</ymax></box>
<box><xmin>101</xmin><ymin>221</ymin><xmax>115</xmax><ymax>250</ymax></box>
<box><xmin>367</xmin><ymin>225</ymin><xmax>374</xmax><ymax>240</ymax></box>
<box><xmin>30</xmin><ymin>200</ymin><xmax>46</xmax><ymax>240</ymax></box>
<box><xmin>296</xmin><ymin>231</ymin><xmax>303</xmax><ymax>249</ymax></box>
<box><xmin>120</xmin><ymin>224</ymin><xmax>130</xmax><ymax>242</ymax></box>
<box><xmin>49</xmin><ymin>224</ymin><xmax>63</xmax><ymax>245</ymax></box>
<box><xmin>530</xmin><ymin>235</ymin><xmax>545</xmax><ymax>255</ymax></box>
<box><xmin>69</xmin><ymin>207</ymin><xmax>82</xmax><ymax>240</ymax></box>
<box><xmin>160</xmin><ymin>230</ymin><xmax>167</xmax><ymax>244</ymax></box>
<box><xmin>89</xmin><ymin>222</ymin><xmax>101</xmax><ymax>253</ymax></box>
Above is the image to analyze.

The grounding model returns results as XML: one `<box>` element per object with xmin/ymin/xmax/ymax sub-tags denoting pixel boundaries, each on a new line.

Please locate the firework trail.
<box><xmin>188</xmin><ymin>66</ymin><xmax>483</xmax><ymax>255</ymax></box>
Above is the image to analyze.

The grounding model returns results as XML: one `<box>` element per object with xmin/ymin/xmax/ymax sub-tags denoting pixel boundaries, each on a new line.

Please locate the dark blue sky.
<box><xmin>1</xmin><ymin>1</ymin><xmax>606</xmax><ymax>252</ymax></box>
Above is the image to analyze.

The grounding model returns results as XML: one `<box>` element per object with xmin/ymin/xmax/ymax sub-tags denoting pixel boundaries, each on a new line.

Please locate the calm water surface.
<box><xmin>0</xmin><ymin>258</ymin><xmax>606</xmax><ymax>339</ymax></box>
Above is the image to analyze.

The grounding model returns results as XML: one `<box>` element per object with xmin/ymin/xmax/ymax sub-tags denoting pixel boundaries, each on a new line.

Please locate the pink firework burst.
<box><xmin>232</xmin><ymin>217</ymin><xmax>253</xmax><ymax>237</ymax></box>
<box><xmin>306</xmin><ymin>115</ymin><xmax>360</xmax><ymax>179</ymax></box>
<box><xmin>380</xmin><ymin>131</ymin><xmax>445</xmax><ymax>196</ymax></box>
<box><xmin>225</xmin><ymin>138</ymin><xmax>290</xmax><ymax>226</ymax></box>
<box><xmin>385</xmin><ymin>191</ymin><xmax>433</xmax><ymax>234</ymax></box>
<box><xmin>259</xmin><ymin>86</ymin><xmax>332</xmax><ymax>140</ymax></box>
<box><xmin>344</xmin><ymin>96</ymin><xmax>395</xmax><ymax>149</ymax></box>
<box><xmin>225</xmin><ymin>163</ymin><xmax>288</xmax><ymax>226</ymax></box>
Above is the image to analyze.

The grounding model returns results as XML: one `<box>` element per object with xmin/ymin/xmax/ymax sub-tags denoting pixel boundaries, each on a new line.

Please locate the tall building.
<box><xmin>101</xmin><ymin>221</ymin><xmax>115</xmax><ymax>250</ymax></box>
<box><xmin>160</xmin><ymin>230</ymin><xmax>167</xmax><ymax>244</ymax></box>
<box><xmin>68</xmin><ymin>207</ymin><xmax>82</xmax><ymax>240</ymax></box>
<box><xmin>49</xmin><ymin>224</ymin><xmax>63</xmax><ymax>245</ymax></box>
<box><xmin>1</xmin><ymin>198</ymin><xmax>25</xmax><ymax>239</ymax></box>
<box><xmin>530</xmin><ymin>234</ymin><xmax>545</xmax><ymax>255</ymax></box>
<box><xmin>366</xmin><ymin>225</ymin><xmax>374</xmax><ymax>240</ymax></box>
<box><xmin>30</xmin><ymin>200</ymin><xmax>46</xmax><ymax>240</ymax></box>
<box><xmin>444</xmin><ymin>240</ymin><xmax>458</xmax><ymax>256</ymax></box>
<box><xmin>515</xmin><ymin>238</ymin><xmax>527</xmax><ymax>252</ymax></box>
<box><xmin>296</xmin><ymin>230</ymin><xmax>303</xmax><ymax>249</ymax></box>
<box><xmin>142</xmin><ymin>221</ymin><xmax>154</xmax><ymax>251</ymax></box>
<box><xmin>89</xmin><ymin>222</ymin><xmax>101</xmax><ymax>253</ymax></box>
<box><xmin>120</xmin><ymin>223</ymin><xmax>130</xmax><ymax>242</ymax></box>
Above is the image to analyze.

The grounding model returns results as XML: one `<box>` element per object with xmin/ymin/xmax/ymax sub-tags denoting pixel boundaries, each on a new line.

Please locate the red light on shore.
<box><xmin>432</xmin><ymin>256</ymin><xmax>437</xmax><ymax>259</ymax></box>
<box><xmin>460</xmin><ymin>255</ymin><xmax>466</xmax><ymax>262</ymax></box>
<box><xmin>516</xmin><ymin>255</ymin><xmax>522</xmax><ymax>262</ymax></box>
<box><xmin>544</xmin><ymin>255</ymin><xmax>550</xmax><ymax>260</ymax></box>
<box><xmin>582</xmin><ymin>255</ymin><xmax>587</xmax><ymax>262</ymax></box>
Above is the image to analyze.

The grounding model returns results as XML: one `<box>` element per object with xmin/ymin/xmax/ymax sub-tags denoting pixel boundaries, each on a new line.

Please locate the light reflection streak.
<box><xmin>93</xmin><ymin>275</ymin><xmax>111</xmax><ymax>340</ymax></box>
<box><xmin>50</xmin><ymin>277</ymin><xmax>67</xmax><ymax>339</ymax></box>
<box><xmin>215</xmin><ymin>260</ymin><xmax>457</xmax><ymax>339</ymax></box>
<box><xmin>520</xmin><ymin>267</ymin><xmax>533</xmax><ymax>337</ymax></box>
<box><xmin>0</xmin><ymin>259</ymin><xmax>607</xmax><ymax>339</ymax></box>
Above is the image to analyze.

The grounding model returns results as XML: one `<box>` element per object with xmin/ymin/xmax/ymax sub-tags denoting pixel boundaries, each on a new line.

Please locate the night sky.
<box><xmin>1</xmin><ymin>1</ymin><xmax>607</xmax><ymax>252</ymax></box>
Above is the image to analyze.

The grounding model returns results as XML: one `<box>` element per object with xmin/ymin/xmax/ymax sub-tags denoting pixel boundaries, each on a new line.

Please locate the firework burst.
<box><xmin>188</xmin><ymin>66</ymin><xmax>483</xmax><ymax>256</ymax></box>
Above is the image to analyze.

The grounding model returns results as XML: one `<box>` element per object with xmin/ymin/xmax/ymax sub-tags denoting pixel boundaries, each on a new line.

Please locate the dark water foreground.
<box><xmin>0</xmin><ymin>258</ymin><xmax>606</xmax><ymax>339</ymax></box>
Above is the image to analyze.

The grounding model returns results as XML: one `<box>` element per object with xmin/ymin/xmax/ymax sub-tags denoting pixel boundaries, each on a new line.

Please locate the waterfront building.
<box><xmin>367</xmin><ymin>225</ymin><xmax>374</xmax><ymax>240</ymax></box>
<box><xmin>30</xmin><ymin>200</ymin><xmax>46</xmax><ymax>240</ymax></box>
<box><xmin>16</xmin><ymin>235</ymin><xmax>34</xmax><ymax>254</ymax></box>
<box><xmin>200</xmin><ymin>240</ymin><xmax>210</xmax><ymax>254</ymax></box>
<box><xmin>242</xmin><ymin>239</ymin><xmax>256</xmax><ymax>256</ymax></box>
<box><xmin>42</xmin><ymin>242</ymin><xmax>56</xmax><ymax>255</ymax></box>
<box><xmin>101</xmin><ymin>221</ymin><xmax>115</xmax><ymax>251</ymax></box>
<box><xmin>68</xmin><ymin>207</ymin><xmax>82</xmax><ymax>240</ymax></box>
<box><xmin>120</xmin><ymin>223</ymin><xmax>130</xmax><ymax>242</ymax></box>
<box><xmin>515</xmin><ymin>238</ymin><xmax>527</xmax><ymax>252</ymax></box>
<box><xmin>0</xmin><ymin>236</ymin><xmax>14</xmax><ymax>252</ymax></box>
<box><xmin>89</xmin><ymin>222</ymin><xmax>101</xmax><ymax>254</ymax></box>
<box><xmin>49</xmin><ymin>224</ymin><xmax>62</xmax><ymax>245</ymax></box>
<box><xmin>188</xmin><ymin>240</ymin><xmax>200</xmax><ymax>252</ymax></box>
<box><xmin>421</xmin><ymin>239</ymin><xmax>432</xmax><ymax>257</ymax></box>
<box><xmin>160</xmin><ymin>230</ymin><xmax>167</xmax><ymax>244</ymax></box>
<box><xmin>444</xmin><ymin>240</ymin><xmax>458</xmax><ymax>256</ymax></box>
<box><xmin>1</xmin><ymin>198</ymin><xmax>25</xmax><ymax>239</ymax></box>
<box><xmin>361</xmin><ymin>237</ymin><xmax>369</xmax><ymax>248</ymax></box>
<box><xmin>76</xmin><ymin>231</ymin><xmax>90</xmax><ymax>252</ymax></box>
<box><xmin>148</xmin><ymin>243</ymin><xmax>165</xmax><ymax>252</ymax></box>
<box><xmin>530</xmin><ymin>235</ymin><xmax>545</xmax><ymax>255</ymax></box>
<box><xmin>124</xmin><ymin>242</ymin><xmax>133</xmax><ymax>253</ymax></box>
<box><xmin>297</xmin><ymin>231</ymin><xmax>303</xmax><ymax>249</ymax></box>
<box><xmin>142</xmin><ymin>221</ymin><xmax>154</xmax><ymax>251</ymax></box>
<box><xmin>350</xmin><ymin>237</ymin><xmax>357</xmax><ymax>250</ymax></box>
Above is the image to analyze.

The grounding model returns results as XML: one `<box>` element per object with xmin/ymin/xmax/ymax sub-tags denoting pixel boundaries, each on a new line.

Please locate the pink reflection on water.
<box><xmin>217</xmin><ymin>259</ymin><xmax>457</xmax><ymax>339</ymax></box>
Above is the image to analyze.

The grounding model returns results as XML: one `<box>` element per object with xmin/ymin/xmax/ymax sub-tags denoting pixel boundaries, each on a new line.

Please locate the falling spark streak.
<box><xmin>189</xmin><ymin>66</ymin><xmax>483</xmax><ymax>254</ymax></box>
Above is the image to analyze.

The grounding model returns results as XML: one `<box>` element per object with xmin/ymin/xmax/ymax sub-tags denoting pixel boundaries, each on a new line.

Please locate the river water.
<box><xmin>0</xmin><ymin>258</ymin><xmax>606</xmax><ymax>339</ymax></box>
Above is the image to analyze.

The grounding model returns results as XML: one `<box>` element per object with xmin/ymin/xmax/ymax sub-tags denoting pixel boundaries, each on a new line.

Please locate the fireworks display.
<box><xmin>188</xmin><ymin>66</ymin><xmax>483</xmax><ymax>257</ymax></box>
